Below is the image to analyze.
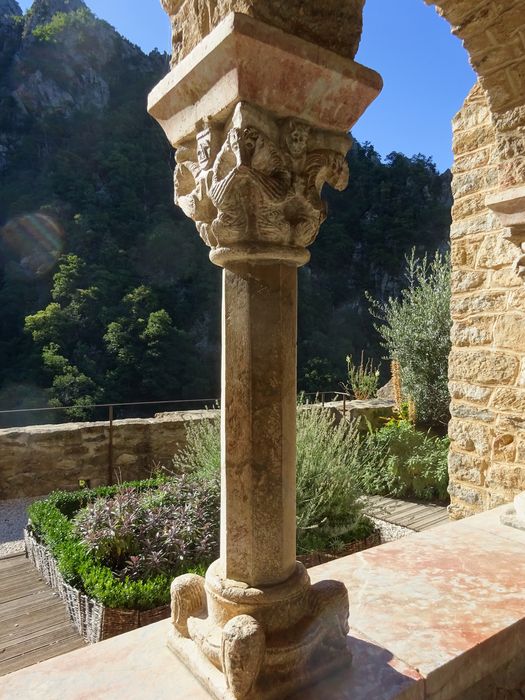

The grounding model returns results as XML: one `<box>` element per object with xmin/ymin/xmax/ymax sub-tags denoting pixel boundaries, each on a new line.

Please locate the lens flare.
<box><xmin>1</xmin><ymin>213</ymin><xmax>64</xmax><ymax>277</ymax></box>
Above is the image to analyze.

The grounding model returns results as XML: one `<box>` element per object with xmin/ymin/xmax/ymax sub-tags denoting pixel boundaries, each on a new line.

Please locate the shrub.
<box><xmin>295</xmin><ymin>407</ymin><xmax>374</xmax><ymax>553</ymax></box>
<box><xmin>342</xmin><ymin>352</ymin><xmax>380</xmax><ymax>400</ymax></box>
<box><xmin>172</xmin><ymin>408</ymin><xmax>375</xmax><ymax>555</ymax></box>
<box><xmin>356</xmin><ymin>418</ymin><xmax>449</xmax><ymax>502</ymax></box>
<box><xmin>172</xmin><ymin>415</ymin><xmax>220</xmax><ymax>485</ymax></box>
<box><xmin>368</xmin><ymin>250</ymin><xmax>451</xmax><ymax>428</ymax></box>
<box><xmin>32</xmin><ymin>8</ymin><xmax>95</xmax><ymax>43</ymax></box>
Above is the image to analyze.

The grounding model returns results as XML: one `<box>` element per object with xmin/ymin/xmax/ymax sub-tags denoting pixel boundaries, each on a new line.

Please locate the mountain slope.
<box><xmin>0</xmin><ymin>1</ymin><xmax>451</xmax><ymax>414</ymax></box>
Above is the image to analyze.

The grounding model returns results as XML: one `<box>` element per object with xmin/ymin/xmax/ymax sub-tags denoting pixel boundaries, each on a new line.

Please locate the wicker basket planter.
<box><xmin>24</xmin><ymin>528</ymin><xmax>170</xmax><ymax>643</ymax></box>
<box><xmin>24</xmin><ymin>525</ymin><xmax>380</xmax><ymax>642</ymax></box>
<box><xmin>296</xmin><ymin>529</ymin><xmax>381</xmax><ymax>568</ymax></box>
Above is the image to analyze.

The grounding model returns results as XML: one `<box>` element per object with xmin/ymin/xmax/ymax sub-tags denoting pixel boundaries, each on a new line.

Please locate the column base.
<box><xmin>167</xmin><ymin>561</ymin><xmax>351</xmax><ymax>700</ymax></box>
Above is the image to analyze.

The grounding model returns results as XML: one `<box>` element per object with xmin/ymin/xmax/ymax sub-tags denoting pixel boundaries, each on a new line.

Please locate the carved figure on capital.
<box><xmin>209</xmin><ymin>120</ymin><xmax>290</xmax><ymax>245</ymax></box>
<box><xmin>174</xmin><ymin>122</ymin><xmax>221</xmax><ymax>246</ymax></box>
<box><xmin>172</xmin><ymin>103</ymin><xmax>351</xmax><ymax>254</ymax></box>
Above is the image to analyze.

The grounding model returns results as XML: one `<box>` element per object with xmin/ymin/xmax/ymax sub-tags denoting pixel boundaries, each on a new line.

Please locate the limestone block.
<box><xmin>450</xmin><ymin>291</ymin><xmax>507</xmax><ymax>318</ymax></box>
<box><xmin>500</xmin><ymin>156</ymin><xmax>525</xmax><ymax>189</ymax></box>
<box><xmin>449</xmin><ymin>350</ymin><xmax>519</xmax><ymax>385</ymax></box>
<box><xmin>452</xmin><ymin>148</ymin><xmax>491</xmax><ymax>175</ymax></box>
<box><xmin>477</xmin><ymin>233</ymin><xmax>519</xmax><ymax>269</ymax></box>
<box><xmin>448</xmin><ymin>481</ymin><xmax>482</xmax><ymax>506</ymax></box>
<box><xmin>449</xmin><ymin>210</ymin><xmax>500</xmax><ymax>240</ymax></box>
<box><xmin>451</xmin><ymin>169</ymin><xmax>491</xmax><ymax>199</ymax></box>
<box><xmin>493</xmin><ymin>313</ymin><xmax>525</xmax><ymax>350</ymax></box>
<box><xmin>451</xmin><ymin>238</ymin><xmax>481</xmax><ymax>268</ymax></box>
<box><xmin>449</xmin><ymin>419</ymin><xmax>490</xmax><ymax>456</ymax></box>
<box><xmin>509</xmin><ymin>288</ymin><xmax>525</xmax><ymax>312</ymax></box>
<box><xmin>453</xmin><ymin>125</ymin><xmax>495</xmax><ymax>156</ymax></box>
<box><xmin>497</xmin><ymin>414</ymin><xmax>525</xmax><ymax>433</ymax></box>
<box><xmin>451</xmin><ymin>403</ymin><xmax>495</xmax><ymax>423</ymax></box>
<box><xmin>447</xmin><ymin>500</ymin><xmax>478</xmax><ymax>520</ymax></box>
<box><xmin>495</xmin><ymin>131</ymin><xmax>525</xmax><ymax>162</ymax></box>
<box><xmin>487</xmin><ymin>464</ymin><xmax>525</xmax><ymax>492</ymax></box>
<box><xmin>516</xmin><ymin>434</ymin><xmax>525</xmax><ymax>463</ymax></box>
<box><xmin>487</xmin><ymin>489</ymin><xmax>510</xmax><ymax>509</ymax></box>
<box><xmin>449</xmin><ymin>382</ymin><xmax>493</xmax><ymax>405</ymax></box>
<box><xmin>491</xmin><ymin>267</ymin><xmax>523</xmax><ymax>289</ymax></box>
<box><xmin>492</xmin><ymin>433</ymin><xmax>516</xmax><ymax>463</ymax></box>
<box><xmin>491</xmin><ymin>388</ymin><xmax>525</xmax><ymax>414</ymax></box>
<box><xmin>451</xmin><ymin>316</ymin><xmax>494</xmax><ymax>346</ymax></box>
<box><xmin>451</xmin><ymin>270</ymin><xmax>488</xmax><ymax>293</ymax></box>
<box><xmin>452</xmin><ymin>100</ymin><xmax>490</xmax><ymax>133</ymax></box>
<box><xmin>517</xmin><ymin>359</ymin><xmax>525</xmax><ymax>387</ymax></box>
<box><xmin>494</xmin><ymin>105</ymin><xmax>525</xmax><ymax>133</ymax></box>
<box><xmin>452</xmin><ymin>193</ymin><xmax>490</xmax><ymax>220</ymax></box>
<box><xmin>448</xmin><ymin>450</ymin><xmax>487</xmax><ymax>486</ymax></box>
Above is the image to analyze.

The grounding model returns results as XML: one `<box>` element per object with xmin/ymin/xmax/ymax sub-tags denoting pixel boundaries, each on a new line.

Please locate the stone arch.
<box><xmin>379</xmin><ymin>1</ymin><xmax>525</xmax><ymax>518</ymax></box>
<box><xmin>426</xmin><ymin>0</ymin><xmax>525</xmax><ymax>190</ymax></box>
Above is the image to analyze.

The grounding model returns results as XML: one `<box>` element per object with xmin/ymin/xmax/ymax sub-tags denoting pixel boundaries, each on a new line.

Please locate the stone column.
<box><xmin>221</xmin><ymin>261</ymin><xmax>298</xmax><ymax>587</ymax></box>
<box><xmin>148</xmin><ymin>7</ymin><xmax>381</xmax><ymax>699</ymax></box>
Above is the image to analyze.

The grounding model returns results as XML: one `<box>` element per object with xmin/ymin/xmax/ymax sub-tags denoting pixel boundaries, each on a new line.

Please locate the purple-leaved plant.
<box><xmin>73</xmin><ymin>477</ymin><xmax>219</xmax><ymax>580</ymax></box>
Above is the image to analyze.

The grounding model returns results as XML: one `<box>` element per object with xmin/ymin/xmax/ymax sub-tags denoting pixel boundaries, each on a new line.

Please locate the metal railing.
<box><xmin>0</xmin><ymin>392</ymin><xmax>354</xmax><ymax>486</ymax></box>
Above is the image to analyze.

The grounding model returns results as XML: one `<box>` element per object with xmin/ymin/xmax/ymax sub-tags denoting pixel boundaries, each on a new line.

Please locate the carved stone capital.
<box><xmin>486</xmin><ymin>186</ymin><xmax>525</xmax><ymax>283</ymax></box>
<box><xmin>174</xmin><ymin>102</ymin><xmax>350</xmax><ymax>266</ymax></box>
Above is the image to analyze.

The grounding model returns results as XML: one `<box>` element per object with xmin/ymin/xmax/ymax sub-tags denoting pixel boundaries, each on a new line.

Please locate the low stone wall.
<box><xmin>0</xmin><ymin>400</ymin><xmax>393</xmax><ymax>500</ymax></box>
<box><xmin>0</xmin><ymin>409</ymin><xmax>216</xmax><ymax>500</ymax></box>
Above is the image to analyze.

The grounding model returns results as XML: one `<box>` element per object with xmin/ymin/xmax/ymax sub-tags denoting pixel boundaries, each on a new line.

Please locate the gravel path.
<box><xmin>0</xmin><ymin>497</ymin><xmax>38</xmax><ymax>557</ymax></box>
<box><xmin>367</xmin><ymin>515</ymin><xmax>414</xmax><ymax>543</ymax></box>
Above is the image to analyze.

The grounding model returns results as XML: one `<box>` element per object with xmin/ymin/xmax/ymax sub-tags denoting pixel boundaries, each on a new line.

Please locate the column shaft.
<box><xmin>221</xmin><ymin>262</ymin><xmax>297</xmax><ymax>587</ymax></box>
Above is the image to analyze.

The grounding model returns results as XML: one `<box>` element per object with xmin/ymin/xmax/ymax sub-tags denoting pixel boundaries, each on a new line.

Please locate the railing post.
<box><xmin>343</xmin><ymin>393</ymin><xmax>346</xmax><ymax>419</ymax></box>
<box><xmin>108</xmin><ymin>404</ymin><xmax>114</xmax><ymax>486</ymax></box>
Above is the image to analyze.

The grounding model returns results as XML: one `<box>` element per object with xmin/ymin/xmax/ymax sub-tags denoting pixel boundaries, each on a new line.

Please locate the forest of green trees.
<box><xmin>0</xmin><ymin>1</ymin><xmax>452</xmax><ymax>420</ymax></box>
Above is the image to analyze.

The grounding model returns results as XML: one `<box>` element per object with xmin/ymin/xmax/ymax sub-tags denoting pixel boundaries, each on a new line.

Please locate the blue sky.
<box><xmin>18</xmin><ymin>0</ymin><xmax>476</xmax><ymax>172</ymax></box>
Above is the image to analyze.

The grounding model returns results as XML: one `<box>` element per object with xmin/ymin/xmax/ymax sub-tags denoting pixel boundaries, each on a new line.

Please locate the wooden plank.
<box><xmin>363</xmin><ymin>495</ymin><xmax>449</xmax><ymax>532</ymax></box>
<box><xmin>0</xmin><ymin>553</ymin><xmax>85</xmax><ymax>677</ymax></box>
<box><xmin>0</xmin><ymin>595</ymin><xmax>63</xmax><ymax>622</ymax></box>
<box><xmin>0</xmin><ymin>554</ymin><xmax>27</xmax><ymax>568</ymax></box>
<box><xmin>1</xmin><ymin>619</ymin><xmax>78</xmax><ymax>654</ymax></box>
<box><xmin>0</xmin><ymin>609</ymin><xmax>71</xmax><ymax>646</ymax></box>
<box><xmin>407</xmin><ymin>509</ymin><xmax>449</xmax><ymax>528</ymax></box>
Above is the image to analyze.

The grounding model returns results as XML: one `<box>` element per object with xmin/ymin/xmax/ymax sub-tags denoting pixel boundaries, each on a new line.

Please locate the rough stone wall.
<box><xmin>0</xmin><ymin>400</ymin><xmax>392</xmax><ymax>500</ymax></box>
<box><xmin>448</xmin><ymin>82</ymin><xmax>525</xmax><ymax>519</ymax></box>
<box><xmin>0</xmin><ymin>410</ymin><xmax>215</xmax><ymax>500</ymax></box>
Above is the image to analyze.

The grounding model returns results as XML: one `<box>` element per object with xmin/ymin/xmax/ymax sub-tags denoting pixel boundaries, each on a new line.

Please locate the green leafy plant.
<box><xmin>295</xmin><ymin>407</ymin><xmax>374</xmax><ymax>553</ymax></box>
<box><xmin>74</xmin><ymin>480</ymin><xmax>219</xmax><ymax>579</ymax></box>
<box><xmin>171</xmin><ymin>408</ymin><xmax>375</xmax><ymax>555</ymax></box>
<box><xmin>171</xmin><ymin>414</ymin><xmax>220</xmax><ymax>485</ymax></box>
<box><xmin>343</xmin><ymin>352</ymin><xmax>380</xmax><ymax>400</ymax></box>
<box><xmin>368</xmin><ymin>250</ymin><xmax>451</xmax><ymax>428</ymax></box>
<box><xmin>32</xmin><ymin>8</ymin><xmax>95</xmax><ymax>43</ymax></box>
<box><xmin>355</xmin><ymin>418</ymin><xmax>449</xmax><ymax>502</ymax></box>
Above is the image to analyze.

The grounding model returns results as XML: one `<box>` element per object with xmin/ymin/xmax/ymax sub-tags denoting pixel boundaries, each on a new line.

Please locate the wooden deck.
<box><xmin>363</xmin><ymin>495</ymin><xmax>449</xmax><ymax>531</ymax></box>
<box><xmin>0</xmin><ymin>553</ymin><xmax>85</xmax><ymax>677</ymax></box>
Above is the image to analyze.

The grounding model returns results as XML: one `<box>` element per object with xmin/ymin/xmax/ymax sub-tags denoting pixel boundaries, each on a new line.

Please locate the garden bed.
<box><xmin>24</xmin><ymin>527</ymin><xmax>170</xmax><ymax>642</ymax></box>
